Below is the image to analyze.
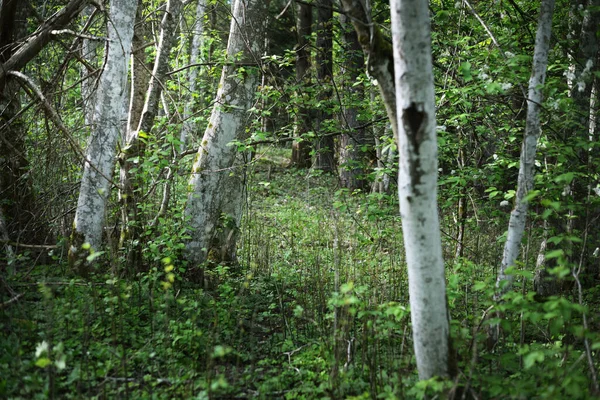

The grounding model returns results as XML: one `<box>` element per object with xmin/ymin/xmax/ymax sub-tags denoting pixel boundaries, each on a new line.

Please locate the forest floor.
<box><xmin>1</xmin><ymin>147</ymin><xmax>599</xmax><ymax>399</ymax></box>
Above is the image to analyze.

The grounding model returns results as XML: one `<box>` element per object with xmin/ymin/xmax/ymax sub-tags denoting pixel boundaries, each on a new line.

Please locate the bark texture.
<box><xmin>184</xmin><ymin>0</ymin><xmax>268</xmax><ymax>268</ymax></box>
<box><xmin>70</xmin><ymin>0</ymin><xmax>137</xmax><ymax>267</ymax></box>
<box><xmin>390</xmin><ymin>0</ymin><xmax>452</xmax><ymax>380</ymax></box>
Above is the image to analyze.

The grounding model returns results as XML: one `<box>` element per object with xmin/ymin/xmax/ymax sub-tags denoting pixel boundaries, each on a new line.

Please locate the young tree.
<box><xmin>70</xmin><ymin>0</ymin><xmax>137</xmax><ymax>271</ymax></box>
<box><xmin>118</xmin><ymin>0</ymin><xmax>183</xmax><ymax>270</ymax></box>
<box><xmin>495</xmin><ymin>0</ymin><xmax>555</xmax><ymax>299</ymax></box>
<box><xmin>184</xmin><ymin>0</ymin><xmax>268</xmax><ymax>269</ymax></box>
<box><xmin>390</xmin><ymin>0</ymin><xmax>453</xmax><ymax>380</ymax></box>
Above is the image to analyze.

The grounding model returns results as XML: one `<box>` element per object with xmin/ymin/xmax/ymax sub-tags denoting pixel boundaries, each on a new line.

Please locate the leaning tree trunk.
<box><xmin>290</xmin><ymin>1</ymin><xmax>312</xmax><ymax>168</ymax></box>
<box><xmin>184</xmin><ymin>0</ymin><xmax>268</xmax><ymax>271</ymax></box>
<box><xmin>339</xmin><ymin>0</ymin><xmax>397</xmax><ymax>138</ymax></box>
<box><xmin>70</xmin><ymin>0</ymin><xmax>137</xmax><ymax>273</ymax></box>
<box><xmin>495</xmin><ymin>0</ymin><xmax>555</xmax><ymax>297</ymax></box>
<box><xmin>491</xmin><ymin>0</ymin><xmax>555</xmax><ymax>346</ymax></box>
<box><xmin>390</xmin><ymin>0</ymin><xmax>453</xmax><ymax>380</ymax></box>
<box><xmin>314</xmin><ymin>0</ymin><xmax>335</xmax><ymax>171</ymax></box>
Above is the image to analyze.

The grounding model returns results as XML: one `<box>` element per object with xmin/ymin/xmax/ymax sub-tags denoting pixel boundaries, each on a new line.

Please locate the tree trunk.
<box><xmin>179</xmin><ymin>0</ymin><xmax>206</xmax><ymax>151</ymax></box>
<box><xmin>339</xmin><ymin>12</ymin><xmax>367</xmax><ymax>190</ymax></box>
<box><xmin>184</xmin><ymin>0</ymin><xmax>268</xmax><ymax>271</ymax></box>
<box><xmin>70</xmin><ymin>0</ymin><xmax>137</xmax><ymax>273</ymax></box>
<box><xmin>81</xmin><ymin>5</ymin><xmax>100</xmax><ymax>127</ymax></box>
<box><xmin>339</xmin><ymin>0</ymin><xmax>397</xmax><ymax>139</ymax></box>
<box><xmin>314</xmin><ymin>0</ymin><xmax>335</xmax><ymax>171</ymax></box>
<box><xmin>495</xmin><ymin>0</ymin><xmax>555</xmax><ymax>297</ymax></box>
<box><xmin>390</xmin><ymin>0</ymin><xmax>453</xmax><ymax>380</ymax></box>
<box><xmin>126</xmin><ymin>1</ymin><xmax>150</xmax><ymax>133</ymax></box>
<box><xmin>118</xmin><ymin>0</ymin><xmax>182</xmax><ymax>271</ymax></box>
<box><xmin>290</xmin><ymin>1</ymin><xmax>312</xmax><ymax>168</ymax></box>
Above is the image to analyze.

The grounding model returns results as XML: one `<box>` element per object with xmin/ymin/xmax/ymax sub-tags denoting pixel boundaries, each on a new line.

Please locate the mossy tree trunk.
<box><xmin>70</xmin><ymin>0</ymin><xmax>137</xmax><ymax>273</ymax></box>
<box><xmin>184</xmin><ymin>0</ymin><xmax>268</xmax><ymax>272</ymax></box>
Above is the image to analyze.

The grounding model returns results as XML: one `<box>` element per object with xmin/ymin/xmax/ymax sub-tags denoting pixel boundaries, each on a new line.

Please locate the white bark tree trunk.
<box><xmin>390</xmin><ymin>0</ymin><xmax>452</xmax><ymax>380</ymax></box>
<box><xmin>495</xmin><ymin>0</ymin><xmax>555</xmax><ymax>296</ymax></box>
<box><xmin>70</xmin><ymin>0</ymin><xmax>137</xmax><ymax>262</ymax></box>
<box><xmin>118</xmin><ymin>0</ymin><xmax>182</xmax><ymax>270</ymax></box>
<box><xmin>179</xmin><ymin>0</ymin><xmax>205</xmax><ymax>151</ymax></box>
<box><xmin>134</xmin><ymin>0</ymin><xmax>182</xmax><ymax>136</ymax></box>
<box><xmin>80</xmin><ymin>5</ymin><xmax>99</xmax><ymax>127</ymax></box>
<box><xmin>184</xmin><ymin>0</ymin><xmax>268</xmax><ymax>267</ymax></box>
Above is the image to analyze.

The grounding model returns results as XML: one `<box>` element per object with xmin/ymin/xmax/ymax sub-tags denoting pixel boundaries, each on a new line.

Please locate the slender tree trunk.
<box><xmin>184</xmin><ymin>0</ymin><xmax>268</xmax><ymax>271</ymax></box>
<box><xmin>179</xmin><ymin>0</ymin><xmax>206</xmax><ymax>151</ymax></box>
<box><xmin>118</xmin><ymin>0</ymin><xmax>182</xmax><ymax>271</ymax></box>
<box><xmin>290</xmin><ymin>1</ymin><xmax>312</xmax><ymax>168</ymax></box>
<box><xmin>390</xmin><ymin>0</ymin><xmax>453</xmax><ymax>380</ymax></box>
<box><xmin>127</xmin><ymin>1</ymin><xmax>150</xmax><ymax>133</ymax></box>
<box><xmin>495</xmin><ymin>0</ymin><xmax>555</xmax><ymax>297</ymax></box>
<box><xmin>314</xmin><ymin>0</ymin><xmax>335</xmax><ymax>171</ymax></box>
<box><xmin>70</xmin><ymin>0</ymin><xmax>137</xmax><ymax>272</ymax></box>
<box><xmin>339</xmin><ymin>12</ymin><xmax>367</xmax><ymax>190</ymax></box>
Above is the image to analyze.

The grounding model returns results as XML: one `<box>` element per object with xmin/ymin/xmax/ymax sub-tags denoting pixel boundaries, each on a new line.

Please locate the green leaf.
<box><xmin>523</xmin><ymin>351</ymin><xmax>544</xmax><ymax>369</ymax></box>
<box><xmin>545</xmin><ymin>249</ymin><xmax>564</xmax><ymax>259</ymax></box>
<box><xmin>459</xmin><ymin>62</ymin><xmax>473</xmax><ymax>82</ymax></box>
<box><xmin>35</xmin><ymin>358</ymin><xmax>52</xmax><ymax>368</ymax></box>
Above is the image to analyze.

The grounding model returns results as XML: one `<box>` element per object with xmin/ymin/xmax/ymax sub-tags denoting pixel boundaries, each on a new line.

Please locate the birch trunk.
<box><xmin>179</xmin><ymin>0</ymin><xmax>206</xmax><ymax>151</ymax></box>
<box><xmin>184</xmin><ymin>0</ymin><xmax>268</xmax><ymax>268</ymax></box>
<box><xmin>390</xmin><ymin>0</ymin><xmax>452</xmax><ymax>380</ymax></box>
<box><xmin>135</xmin><ymin>0</ymin><xmax>182</xmax><ymax>136</ymax></box>
<box><xmin>70</xmin><ymin>0</ymin><xmax>137</xmax><ymax>269</ymax></box>
<box><xmin>495</xmin><ymin>0</ymin><xmax>555</xmax><ymax>297</ymax></box>
<box><xmin>118</xmin><ymin>0</ymin><xmax>182</xmax><ymax>270</ymax></box>
<box><xmin>81</xmin><ymin>5</ymin><xmax>100</xmax><ymax>127</ymax></box>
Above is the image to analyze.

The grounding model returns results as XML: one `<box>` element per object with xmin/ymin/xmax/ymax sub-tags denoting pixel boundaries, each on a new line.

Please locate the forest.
<box><xmin>0</xmin><ymin>0</ymin><xmax>599</xmax><ymax>398</ymax></box>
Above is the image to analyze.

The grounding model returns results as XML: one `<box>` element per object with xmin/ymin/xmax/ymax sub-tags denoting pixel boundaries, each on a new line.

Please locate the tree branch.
<box><xmin>0</xmin><ymin>0</ymin><xmax>92</xmax><ymax>84</ymax></box>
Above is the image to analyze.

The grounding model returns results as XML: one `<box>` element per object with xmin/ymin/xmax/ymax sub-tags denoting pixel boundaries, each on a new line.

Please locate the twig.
<box><xmin>51</xmin><ymin>29</ymin><xmax>107</xmax><ymax>41</ymax></box>
<box><xmin>573</xmin><ymin>230</ymin><xmax>600</xmax><ymax>394</ymax></box>
<box><xmin>0</xmin><ymin>293</ymin><xmax>23</xmax><ymax>309</ymax></box>
<box><xmin>7</xmin><ymin>70</ymin><xmax>123</xmax><ymax>190</ymax></box>
<box><xmin>0</xmin><ymin>240</ymin><xmax>58</xmax><ymax>249</ymax></box>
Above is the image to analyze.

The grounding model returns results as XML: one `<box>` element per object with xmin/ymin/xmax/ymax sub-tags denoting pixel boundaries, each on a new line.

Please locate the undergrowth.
<box><xmin>1</xmin><ymin>147</ymin><xmax>599</xmax><ymax>399</ymax></box>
